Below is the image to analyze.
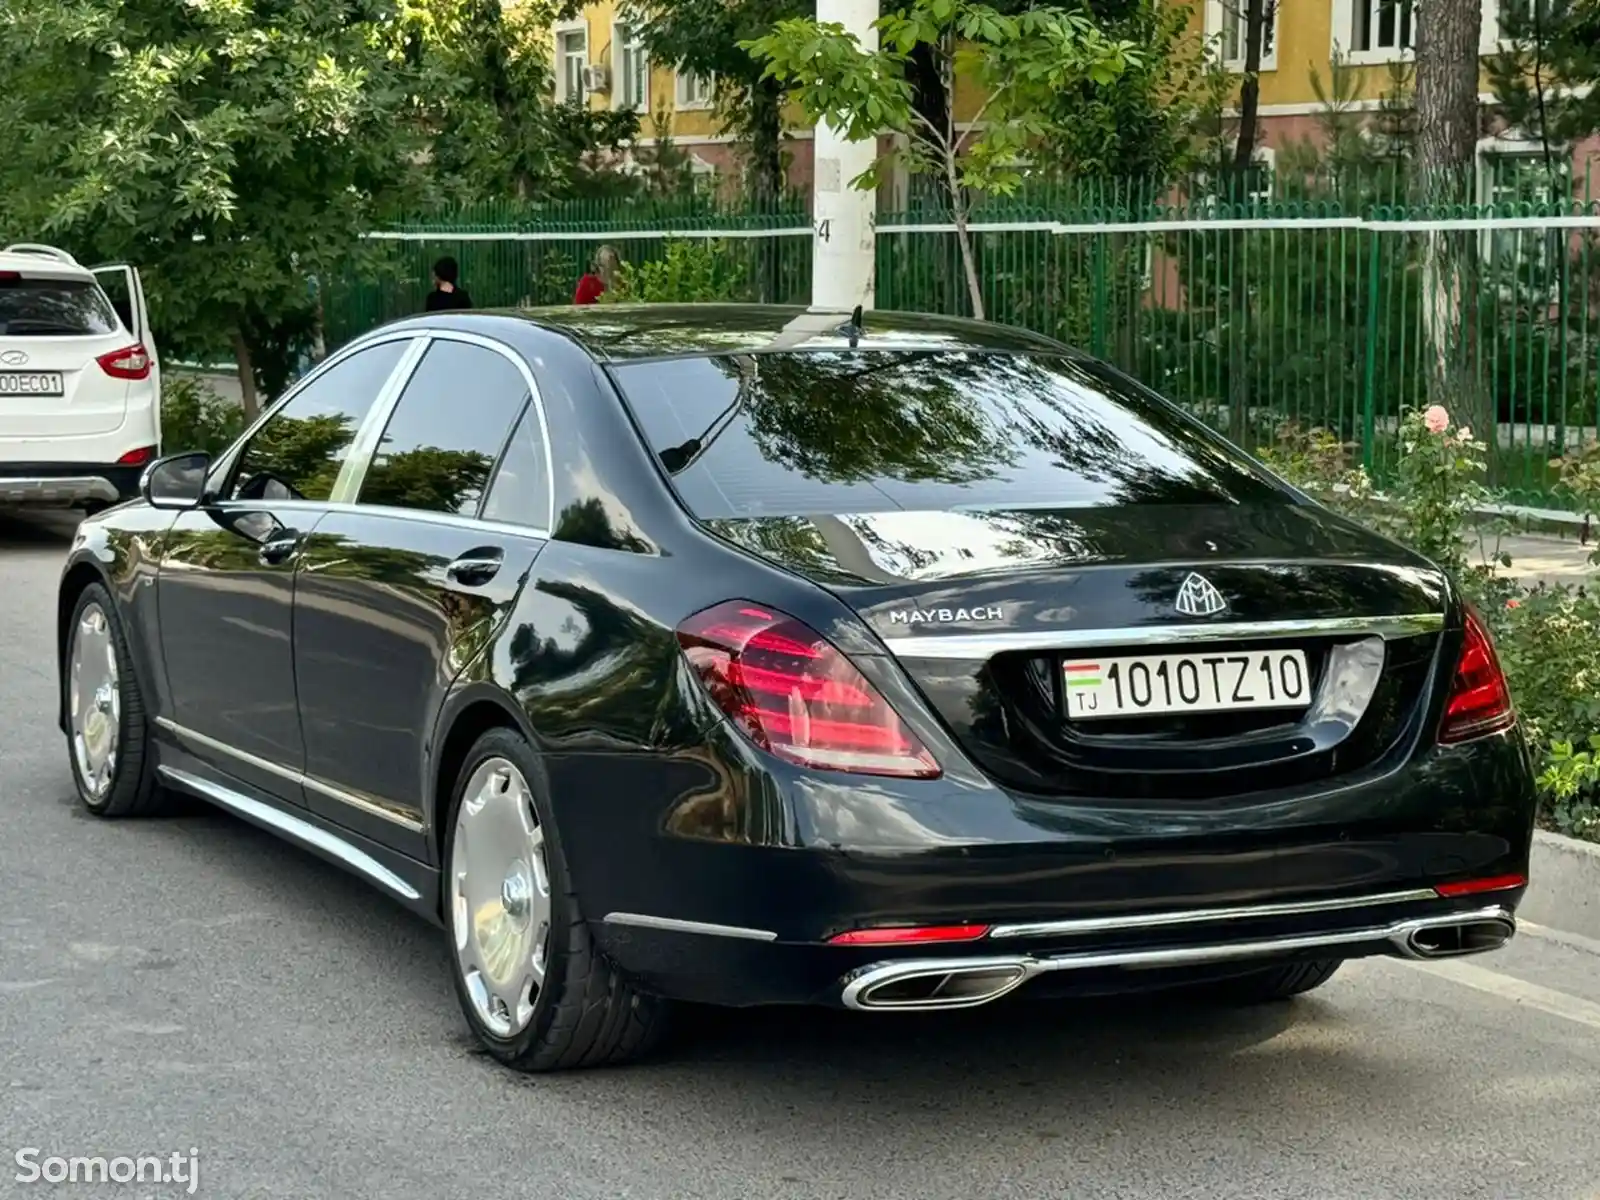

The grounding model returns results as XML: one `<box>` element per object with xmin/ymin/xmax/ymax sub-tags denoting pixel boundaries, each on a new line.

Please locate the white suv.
<box><xmin>0</xmin><ymin>243</ymin><xmax>161</xmax><ymax>511</ymax></box>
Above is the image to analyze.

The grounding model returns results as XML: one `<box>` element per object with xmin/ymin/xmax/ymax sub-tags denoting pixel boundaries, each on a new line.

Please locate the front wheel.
<box><xmin>65</xmin><ymin>582</ymin><xmax>167</xmax><ymax>817</ymax></box>
<box><xmin>443</xmin><ymin>727</ymin><xmax>669</xmax><ymax>1071</ymax></box>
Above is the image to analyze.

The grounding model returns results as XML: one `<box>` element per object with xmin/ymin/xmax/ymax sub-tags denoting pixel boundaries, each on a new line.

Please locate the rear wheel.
<box><xmin>1204</xmin><ymin>958</ymin><xmax>1343</xmax><ymax>1005</ymax></box>
<box><xmin>65</xmin><ymin>583</ymin><xmax>167</xmax><ymax>817</ymax></box>
<box><xmin>443</xmin><ymin>728</ymin><xmax>669</xmax><ymax>1071</ymax></box>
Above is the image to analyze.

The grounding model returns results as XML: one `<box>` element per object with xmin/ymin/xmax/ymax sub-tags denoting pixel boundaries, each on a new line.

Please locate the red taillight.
<box><xmin>676</xmin><ymin>600</ymin><xmax>941</xmax><ymax>779</ymax></box>
<box><xmin>828</xmin><ymin>924</ymin><xmax>990</xmax><ymax>946</ymax></box>
<box><xmin>1438</xmin><ymin>608</ymin><xmax>1515</xmax><ymax>744</ymax></box>
<box><xmin>96</xmin><ymin>343</ymin><xmax>151</xmax><ymax>380</ymax></box>
<box><xmin>1435</xmin><ymin>873</ymin><xmax>1527</xmax><ymax>897</ymax></box>
<box><xmin>0</xmin><ymin>271</ymin><xmax>20</xmax><ymax>281</ymax></box>
<box><xmin>116</xmin><ymin>445</ymin><xmax>156</xmax><ymax>467</ymax></box>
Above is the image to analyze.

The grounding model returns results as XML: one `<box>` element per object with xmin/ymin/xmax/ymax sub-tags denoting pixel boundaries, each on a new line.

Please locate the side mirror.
<box><xmin>140</xmin><ymin>452</ymin><xmax>211</xmax><ymax>510</ymax></box>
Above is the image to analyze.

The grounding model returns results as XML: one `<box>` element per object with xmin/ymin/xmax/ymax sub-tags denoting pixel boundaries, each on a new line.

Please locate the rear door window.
<box><xmin>356</xmin><ymin>339</ymin><xmax>530</xmax><ymax>518</ymax></box>
<box><xmin>608</xmin><ymin>351</ymin><xmax>1285</xmax><ymax>519</ymax></box>
<box><xmin>0</xmin><ymin>276</ymin><xmax>119</xmax><ymax>336</ymax></box>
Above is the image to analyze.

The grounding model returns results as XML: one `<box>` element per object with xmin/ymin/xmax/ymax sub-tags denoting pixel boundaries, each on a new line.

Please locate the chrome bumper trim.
<box><xmin>988</xmin><ymin>887</ymin><xmax>1442</xmax><ymax>940</ymax></box>
<box><xmin>0</xmin><ymin>475</ymin><xmax>119</xmax><ymax>505</ymax></box>
<box><xmin>840</xmin><ymin>905</ymin><xmax>1516</xmax><ymax>1011</ymax></box>
<box><xmin>882</xmin><ymin>613</ymin><xmax>1446</xmax><ymax>659</ymax></box>
<box><xmin>602</xmin><ymin>912</ymin><xmax>779</xmax><ymax>942</ymax></box>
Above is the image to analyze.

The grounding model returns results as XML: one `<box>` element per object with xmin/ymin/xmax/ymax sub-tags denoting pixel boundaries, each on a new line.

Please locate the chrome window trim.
<box><xmin>347</xmin><ymin>329</ymin><xmax>557</xmax><ymax>533</ymax></box>
<box><xmin>156</xmin><ymin>717</ymin><xmax>425</xmax><ymax>834</ymax></box>
<box><xmin>986</xmin><ymin>886</ymin><xmax>1442</xmax><ymax>940</ymax></box>
<box><xmin>157</xmin><ymin>765</ymin><xmax>421</xmax><ymax>902</ymax></box>
<box><xmin>329</xmin><ymin>336</ymin><xmax>432</xmax><ymax>503</ymax></box>
<box><xmin>882</xmin><ymin>613</ymin><xmax>1446</xmax><ymax>660</ymax></box>
<box><xmin>206</xmin><ymin>329</ymin><xmax>427</xmax><ymax>495</ymax></box>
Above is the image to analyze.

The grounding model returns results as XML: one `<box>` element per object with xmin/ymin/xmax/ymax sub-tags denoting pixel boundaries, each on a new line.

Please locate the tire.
<box><xmin>442</xmin><ymin>727</ymin><xmax>669</xmax><ymax>1071</ymax></box>
<box><xmin>1204</xmin><ymin>958</ymin><xmax>1344</xmax><ymax>1005</ymax></box>
<box><xmin>64</xmin><ymin>582</ymin><xmax>168</xmax><ymax>817</ymax></box>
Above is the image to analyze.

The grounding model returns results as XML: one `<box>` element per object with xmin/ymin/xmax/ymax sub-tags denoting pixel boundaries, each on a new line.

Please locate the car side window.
<box><xmin>229</xmin><ymin>340</ymin><xmax>409</xmax><ymax>503</ymax></box>
<box><xmin>480</xmin><ymin>405</ymin><xmax>551</xmax><ymax>530</ymax></box>
<box><xmin>356</xmin><ymin>340</ymin><xmax>530</xmax><ymax>518</ymax></box>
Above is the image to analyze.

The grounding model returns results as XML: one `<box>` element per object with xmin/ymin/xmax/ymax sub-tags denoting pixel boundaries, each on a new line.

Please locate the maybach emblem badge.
<box><xmin>1173</xmin><ymin>572</ymin><xmax>1228</xmax><ymax>617</ymax></box>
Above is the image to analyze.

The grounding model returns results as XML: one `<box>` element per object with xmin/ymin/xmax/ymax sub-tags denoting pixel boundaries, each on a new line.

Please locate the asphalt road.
<box><xmin>3</xmin><ymin>509</ymin><xmax>1600</xmax><ymax>1200</ymax></box>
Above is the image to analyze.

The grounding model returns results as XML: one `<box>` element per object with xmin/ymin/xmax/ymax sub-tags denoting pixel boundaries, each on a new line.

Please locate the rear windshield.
<box><xmin>0</xmin><ymin>277</ymin><xmax>120</xmax><ymax>336</ymax></box>
<box><xmin>609</xmin><ymin>350</ymin><xmax>1285</xmax><ymax>519</ymax></box>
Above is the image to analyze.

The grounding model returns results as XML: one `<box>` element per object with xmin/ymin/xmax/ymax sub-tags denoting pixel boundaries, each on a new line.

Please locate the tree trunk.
<box><xmin>1414</xmin><ymin>0</ymin><xmax>1490</xmax><ymax>453</ymax></box>
<box><xmin>232</xmin><ymin>328</ymin><xmax>259</xmax><ymax>422</ymax></box>
<box><xmin>946</xmin><ymin>157</ymin><xmax>985</xmax><ymax>321</ymax></box>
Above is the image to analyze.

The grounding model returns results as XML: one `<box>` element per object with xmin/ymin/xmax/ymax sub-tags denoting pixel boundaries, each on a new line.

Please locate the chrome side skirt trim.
<box><xmin>154</xmin><ymin>717</ymin><xmax>425</xmax><ymax>833</ymax></box>
<box><xmin>987</xmin><ymin>887</ymin><xmax>1442</xmax><ymax>940</ymax></box>
<box><xmin>883</xmin><ymin>613</ymin><xmax>1446</xmax><ymax>660</ymax></box>
<box><xmin>602</xmin><ymin>912</ymin><xmax>779</xmax><ymax>942</ymax></box>
<box><xmin>157</xmin><ymin>766</ymin><xmax>421</xmax><ymax>902</ymax></box>
<box><xmin>840</xmin><ymin>905</ymin><xmax>1516</xmax><ymax>1011</ymax></box>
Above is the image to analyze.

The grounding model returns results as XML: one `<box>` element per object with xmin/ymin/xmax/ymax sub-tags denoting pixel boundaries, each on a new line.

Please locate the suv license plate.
<box><xmin>1063</xmin><ymin>649</ymin><xmax>1311</xmax><ymax>719</ymax></box>
<box><xmin>0</xmin><ymin>371</ymin><xmax>65</xmax><ymax>396</ymax></box>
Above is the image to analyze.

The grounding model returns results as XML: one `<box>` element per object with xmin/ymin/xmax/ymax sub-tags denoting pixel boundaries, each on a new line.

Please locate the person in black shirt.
<box><xmin>424</xmin><ymin>256</ymin><xmax>473</xmax><ymax>311</ymax></box>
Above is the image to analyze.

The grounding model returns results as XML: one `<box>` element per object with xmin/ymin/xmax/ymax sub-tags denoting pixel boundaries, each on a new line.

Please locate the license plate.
<box><xmin>1063</xmin><ymin>649</ymin><xmax>1311</xmax><ymax>719</ymax></box>
<box><xmin>0</xmin><ymin>371</ymin><xmax>65</xmax><ymax>396</ymax></box>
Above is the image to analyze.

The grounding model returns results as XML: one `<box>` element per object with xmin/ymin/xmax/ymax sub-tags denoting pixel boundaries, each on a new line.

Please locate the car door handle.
<box><xmin>446</xmin><ymin>548</ymin><xmax>504</xmax><ymax>587</ymax></box>
<box><xmin>258</xmin><ymin>532</ymin><xmax>302</xmax><ymax>566</ymax></box>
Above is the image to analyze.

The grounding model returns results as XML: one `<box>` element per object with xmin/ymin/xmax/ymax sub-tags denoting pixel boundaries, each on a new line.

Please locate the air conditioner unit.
<box><xmin>581</xmin><ymin>65</ymin><xmax>610</xmax><ymax>93</ymax></box>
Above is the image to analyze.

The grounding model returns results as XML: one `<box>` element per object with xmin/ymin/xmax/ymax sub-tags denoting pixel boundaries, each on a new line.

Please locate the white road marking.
<box><xmin>1392</xmin><ymin>957</ymin><xmax>1600</xmax><ymax>1031</ymax></box>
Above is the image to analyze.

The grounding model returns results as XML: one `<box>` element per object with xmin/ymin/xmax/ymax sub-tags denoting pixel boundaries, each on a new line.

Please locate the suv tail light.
<box><xmin>116</xmin><ymin>445</ymin><xmax>156</xmax><ymax>467</ymax></box>
<box><xmin>1438</xmin><ymin>607</ymin><xmax>1515</xmax><ymax>744</ymax></box>
<box><xmin>677</xmin><ymin>600</ymin><xmax>941</xmax><ymax>779</ymax></box>
<box><xmin>96</xmin><ymin>343</ymin><xmax>151</xmax><ymax>380</ymax></box>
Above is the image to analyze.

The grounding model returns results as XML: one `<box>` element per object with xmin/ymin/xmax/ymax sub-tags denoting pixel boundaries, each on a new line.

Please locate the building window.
<box><xmin>689</xmin><ymin>155</ymin><xmax>717</xmax><ymax>197</ymax></box>
<box><xmin>616</xmin><ymin>24</ymin><xmax>648</xmax><ymax>111</ymax></box>
<box><xmin>676</xmin><ymin>71</ymin><xmax>714</xmax><ymax>110</ymax></box>
<box><xmin>1480</xmin><ymin>146</ymin><xmax>1571</xmax><ymax>299</ymax></box>
<box><xmin>1212</xmin><ymin>0</ymin><xmax>1278</xmax><ymax>70</ymax></box>
<box><xmin>555</xmin><ymin>26</ymin><xmax>587</xmax><ymax>104</ymax></box>
<box><xmin>1351</xmin><ymin>0</ymin><xmax>1415</xmax><ymax>56</ymax></box>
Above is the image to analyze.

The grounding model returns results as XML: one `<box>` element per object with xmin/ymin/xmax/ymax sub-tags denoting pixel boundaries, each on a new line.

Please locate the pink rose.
<box><xmin>1506</xmin><ymin>599</ymin><xmax>1521</xmax><ymax>609</ymax></box>
<box><xmin>1423</xmin><ymin>405</ymin><xmax>1450</xmax><ymax>434</ymax></box>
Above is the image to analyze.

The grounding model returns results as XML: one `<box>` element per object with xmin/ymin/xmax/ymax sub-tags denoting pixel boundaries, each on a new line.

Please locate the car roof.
<box><xmin>499</xmin><ymin>303</ymin><xmax>1076</xmax><ymax>362</ymax></box>
<box><xmin>0</xmin><ymin>245</ymin><xmax>95</xmax><ymax>282</ymax></box>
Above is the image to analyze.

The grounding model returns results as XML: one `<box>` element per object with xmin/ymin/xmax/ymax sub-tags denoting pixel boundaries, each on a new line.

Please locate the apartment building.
<box><xmin>553</xmin><ymin>0</ymin><xmax>1597</xmax><ymax>200</ymax></box>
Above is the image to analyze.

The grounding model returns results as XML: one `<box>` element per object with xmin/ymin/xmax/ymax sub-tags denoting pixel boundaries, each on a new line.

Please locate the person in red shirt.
<box><xmin>573</xmin><ymin>244</ymin><xmax>620</xmax><ymax>305</ymax></box>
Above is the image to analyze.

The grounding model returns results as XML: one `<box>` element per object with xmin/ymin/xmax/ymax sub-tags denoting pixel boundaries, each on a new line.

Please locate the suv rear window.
<box><xmin>608</xmin><ymin>350</ymin><xmax>1284</xmax><ymax>519</ymax></box>
<box><xmin>0</xmin><ymin>276</ymin><xmax>120</xmax><ymax>336</ymax></box>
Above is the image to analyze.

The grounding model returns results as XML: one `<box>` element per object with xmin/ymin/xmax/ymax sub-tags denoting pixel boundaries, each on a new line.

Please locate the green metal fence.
<box><xmin>332</xmin><ymin>170</ymin><xmax>1600</xmax><ymax>505</ymax></box>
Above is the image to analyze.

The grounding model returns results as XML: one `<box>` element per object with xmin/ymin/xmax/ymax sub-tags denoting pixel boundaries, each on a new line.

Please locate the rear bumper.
<box><xmin>0</xmin><ymin>462</ymin><xmax>142</xmax><ymax>506</ymax></box>
<box><xmin>588</xmin><ymin>892</ymin><xmax>1523</xmax><ymax>1009</ymax></box>
<box><xmin>554</xmin><ymin>722</ymin><xmax>1537</xmax><ymax>1009</ymax></box>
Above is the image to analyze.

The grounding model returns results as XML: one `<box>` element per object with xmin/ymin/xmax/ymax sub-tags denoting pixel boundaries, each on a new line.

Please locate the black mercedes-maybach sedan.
<box><xmin>57</xmin><ymin>304</ymin><xmax>1536</xmax><ymax>1071</ymax></box>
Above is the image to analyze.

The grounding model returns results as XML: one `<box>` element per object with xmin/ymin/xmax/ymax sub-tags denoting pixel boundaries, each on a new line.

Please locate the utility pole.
<box><xmin>811</xmin><ymin>0</ymin><xmax>879</xmax><ymax>312</ymax></box>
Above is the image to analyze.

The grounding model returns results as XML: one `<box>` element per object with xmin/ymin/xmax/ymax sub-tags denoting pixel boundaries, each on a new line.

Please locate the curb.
<box><xmin>1522</xmin><ymin>830</ymin><xmax>1600</xmax><ymax>943</ymax></box>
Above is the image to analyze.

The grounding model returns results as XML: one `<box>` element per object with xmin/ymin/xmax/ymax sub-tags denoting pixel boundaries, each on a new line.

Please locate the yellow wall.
<box><xmin>553</xmin><ymin>0</ymin><xmax>1509</xmax><ymax>145</ymax></box>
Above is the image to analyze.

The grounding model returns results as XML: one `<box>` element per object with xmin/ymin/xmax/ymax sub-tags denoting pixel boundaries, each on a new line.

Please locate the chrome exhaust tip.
<box><xmin>841</xmin><ymin>957</ymin><xmax>1034</xmax><ymax>1011</ymax></box>
<box><xmin>1393</xmin><ymin>908</ymin><xmax>1516</xmax><ymax>960</ymax></box>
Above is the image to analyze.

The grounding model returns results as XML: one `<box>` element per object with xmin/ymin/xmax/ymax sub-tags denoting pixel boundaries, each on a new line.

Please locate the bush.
<box><xmin>1258</xmin><ymin>406</ymin><xmax>1599</xmax><ymax>842</ymax></box>
<box><xmin>161</xmin><ymin>374</ymin><xmax>246</xmax><ymax>458</ymax></box>
<box><xmin>601</xmin><ymin>238</ymin><xmax>749</xmax><ymax>303</ymax></box>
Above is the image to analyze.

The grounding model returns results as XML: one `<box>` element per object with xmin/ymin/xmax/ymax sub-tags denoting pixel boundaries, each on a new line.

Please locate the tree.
<box><xmin>1413</xmin><ymin>0</ymin><xmax>1491</xmax><ymax>441</ymax></box>
<box><xmin>620</xmin><ymin>0</ymin><xmax>803</xmax><ymax>202</ymax></box>
<box><xmin>744</xmin><ymin>1</ymin><xmax>1139</xmax><ymax>320</ymax></box>
<box><xmin>1489</xmin><ymin>0</ymin><xmax>1600</xmax><ymax>174</ymax></box>
<box><xmin>0</xmin><ymin>0</ymin><xmax>451</xmax><ymax>417</ymax></box>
